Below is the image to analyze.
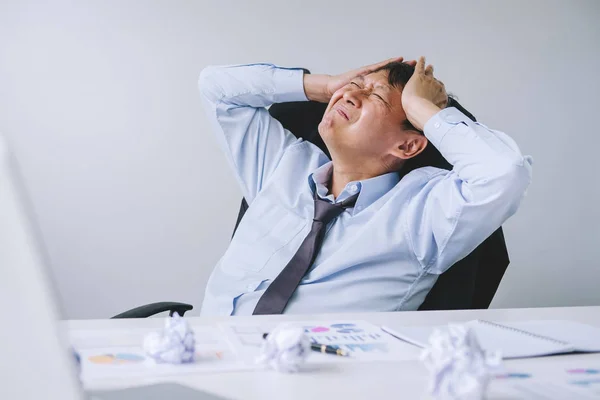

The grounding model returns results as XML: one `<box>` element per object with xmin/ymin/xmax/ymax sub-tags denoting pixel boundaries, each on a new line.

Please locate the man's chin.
<box><xmin>319</xmin><ymin>112</ymin><xmax>334</xmax><ymax>131</ymax></box>
<box><xmin>318</xmin><ymin>119</ymin><xmax>346</xmax><ymax>145</ymax></box>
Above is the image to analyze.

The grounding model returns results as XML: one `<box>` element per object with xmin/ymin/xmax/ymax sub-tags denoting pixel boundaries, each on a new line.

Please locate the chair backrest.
<box><xmin>232</xmin><ymin>98</ymin><xmax>509</xmax><ymax>310</ymax></box>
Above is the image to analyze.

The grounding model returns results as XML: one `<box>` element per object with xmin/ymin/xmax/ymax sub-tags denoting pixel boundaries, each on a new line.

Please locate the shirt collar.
<box><xmin>307</xmin><ymin>162</ymin><xmax>400</xmax><ymax>216</ymax></box>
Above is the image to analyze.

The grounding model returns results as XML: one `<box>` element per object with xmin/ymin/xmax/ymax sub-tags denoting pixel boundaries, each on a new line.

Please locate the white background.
<box><xmin>1</xmin><ymin>0</ymin><xmax>599</xmax><ymax>318</ymax></box>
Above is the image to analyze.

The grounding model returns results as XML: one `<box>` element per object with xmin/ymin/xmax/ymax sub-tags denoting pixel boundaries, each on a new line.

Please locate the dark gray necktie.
<box><xmin>252</xmin><ymin>191</ymin><xmax>358</xmax><ymax>315</ymax></box>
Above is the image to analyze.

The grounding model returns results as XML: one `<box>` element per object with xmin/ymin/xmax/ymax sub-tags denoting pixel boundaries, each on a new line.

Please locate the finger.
<box><xmin>425</xmin><ymin>64</ymin><xmax>434</xmax><ymax>76</ymax></box>
<box><xmin>364</xmin><ymin>56</ymin><xmax>404</xmax><ymax>73</ymax></box>
<box><xmin>416</xmin><ymin>56</ymin><xmax>426</xmax><ymax>74</ymax></box>
<box><xmin>405</xmin><ymin>59</ymin><xmax>417</xmax><ymax>67</ymax></box>
<box><xmin>382</xmin><ymin>56</ymin><xmax>404</xmax><ymax>66</ymax></box>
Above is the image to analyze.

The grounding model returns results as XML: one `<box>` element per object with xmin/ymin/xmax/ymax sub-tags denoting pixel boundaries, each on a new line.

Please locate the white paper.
<box><xmin>220</xmin><ymin>320</ymin><xmax>420</xmax><ymax>363</ymax></box>
<box><xmin>74</xmin><ymin>325</ymin><xmax>253</xmax><ymax>382</ymax></box>
<box><xmin>503</xmin><ymin>320</ymin><xmax>600</xmax><ymax>352</ymax></box>
<box><xmin>494</xmin><ymin>380</ymin><xmax>599</xmax><ymax>399</ymax></box>
<box><xmin>486</xmin><ymin>360</ymin><xmax>600</xmax><ymax>399</ymax></box>
<box><xmin>381</xmin><ymin>320</ymin><xmax>600</xmax><ymax>359</ymax></box>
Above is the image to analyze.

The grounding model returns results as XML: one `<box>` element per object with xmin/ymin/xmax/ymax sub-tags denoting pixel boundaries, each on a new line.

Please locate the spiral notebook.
<box><xmin>381</xmin><ymin>320</ymin><xmax>600</xmax><ymax>359</ymax></box>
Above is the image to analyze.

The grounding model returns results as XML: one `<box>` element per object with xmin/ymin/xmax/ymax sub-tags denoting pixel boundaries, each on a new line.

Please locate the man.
<box><xmin>197</xmin><ymin>56</ymin><xmax>532</xmax><ymax>316</ymax></box>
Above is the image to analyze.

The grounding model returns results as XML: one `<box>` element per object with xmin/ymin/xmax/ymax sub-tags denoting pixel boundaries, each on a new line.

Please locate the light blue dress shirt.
<box><xmin>197</xmin><ymin>63</ymin><xmax>532</xmax><ymax>316</ymax></box>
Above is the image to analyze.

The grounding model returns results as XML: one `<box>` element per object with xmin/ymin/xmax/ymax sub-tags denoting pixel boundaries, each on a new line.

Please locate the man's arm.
<box><xmin>198</xmin><ymin>64</ymin><xmax>307</xmax><ymax>204</ymax></box>
<box><xmin>198</xmin><ymin>57</ymin><xmax>408</xmax><ymax>203</ymax></box>
<box><xmin>402</xmin><ymin>57</ymin><xmax>533</xmax><ymax>273</ymax></box>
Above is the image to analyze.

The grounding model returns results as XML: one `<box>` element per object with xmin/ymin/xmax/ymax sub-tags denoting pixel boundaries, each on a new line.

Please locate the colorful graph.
<box><xmin>570</xmin><ymin>378</ymin><xmax>600</xmax><ymax>386</ymax></box>
<box><xmin>309</xmin><ymin>333</ymin><xmax>381</xmax><ymax>343</ymax></box>
<box><xmin>495</xmin><ymin>373</ymin><xmax>531</xmax><ymax>379</ymax></box>
<box><xmin>344</xmin><ymin>343</ymin><xmax>388</xmax><ymax>353</ymax></box>
<box><xmin>301</xmin><ymin>323</ymin><xmax>388</xmax><ymax>354</ymax></box>
<box><xmin>304</xmin><ymin>323</ymin><xmax>365</xmax><ymax>335</ymax></box>
<box><xmin>331</xmin><ymin>323</ymin><xmax>364</xmax><ymax>333</ymax></box>
<box><xmin>87</xmin><ymin>350</ymin><xmax>230</xmax><ymax>366</ymax></box>
<box><xmin>304</xmin><ymin>324</ymin><xmax>376</xmax><ymax>346</ymax></box>
<box><xmin>568</xmin><ymin>369</ymin><xmax>600</xmax><ymax>374</ymax></box>
<box><xmin>223</xmin><ymin>320</ymin><xmax>402</xmax><ymax>362</ymax></box>
<box><xmin>195</xmin><ymin>351</ymin><xmax>228</xmax><ymax>362</ymax></box>
<box><xmin>88</xmin><ymin>353</ymin><xmax>145</xmax><ymax>365</ymax></box>
<box><xmin>307</xmin><ymin>326</ymin><xmax>330</xmax><ymax>333</ymax></box>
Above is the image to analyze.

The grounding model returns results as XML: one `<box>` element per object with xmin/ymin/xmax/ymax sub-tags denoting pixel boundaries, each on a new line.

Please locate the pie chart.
<box><xmin>88</xmin><ymin>353</ymin><xmax>145</xmax><ymax>365</ymax></box>
<box><xmin>306</xmin><ymin>326</ymin><xmax>330</xmax><ymax>333</ymax></box>
<box><xmin>331</xmin><ymin>323</ymin><xmax>364</xmax><ymax>333</ymax></box>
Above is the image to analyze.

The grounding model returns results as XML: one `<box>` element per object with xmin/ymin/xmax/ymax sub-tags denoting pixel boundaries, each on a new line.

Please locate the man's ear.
<box><xmin>390</xmin><ymin>131</ymin><xmax>428</xmax><ymax>160</ymax></box>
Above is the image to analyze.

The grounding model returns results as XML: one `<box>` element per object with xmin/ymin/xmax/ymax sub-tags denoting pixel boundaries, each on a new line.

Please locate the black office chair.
<box><xmin>113</xmin><ymin>87</ymin><xmax>509</xmax><ymax>318</ymax></box>
<box><xmin>111</xmin><ymin>302</ymin><xmax>194</xmax><ymax>319</ymax></box>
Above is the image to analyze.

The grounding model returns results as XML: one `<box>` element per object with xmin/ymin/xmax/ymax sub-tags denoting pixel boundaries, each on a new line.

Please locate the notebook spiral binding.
<box><xmin>477</xmin><ymin>319</ymin><xmax>570</xmax><ymax>346</ymax></box>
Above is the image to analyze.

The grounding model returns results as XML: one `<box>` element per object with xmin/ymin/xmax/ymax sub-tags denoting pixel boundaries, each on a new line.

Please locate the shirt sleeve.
<box><xmin>198</xmin><ymin>63</ymin><xmax>308</xmax><ymax>204</ymax></box>
<box><xmin>405</xmin><ymin>107</ymin><xmax>533</xmax><ymax>274</ymax></box>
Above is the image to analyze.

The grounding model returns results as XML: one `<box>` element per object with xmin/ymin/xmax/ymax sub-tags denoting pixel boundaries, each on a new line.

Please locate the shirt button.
<box><xmin>356</xmin><ymin>205</ymin><xmax>363</xmax><ymax>211</ymax></box>
<box><xmin>444</xmin><ymin>112</ymin><xmax>463</xmax><ymax>124</ymax></box>
<box><xmin>349</xmin><ymin>184</ymin><xmax>358</xmax><ymax>193</ymax></box>
<box><xmin>246</xmin><ymin>283</ymin><xmax>255</xmax><ymax>291</ymax></box>
<box><xmin>434</xmin><ymin>122</ymin><xmax>441</xmax><ymax>129</ymax></box>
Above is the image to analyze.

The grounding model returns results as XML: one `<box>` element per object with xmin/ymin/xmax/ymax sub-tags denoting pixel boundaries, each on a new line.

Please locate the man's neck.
<box><xmin>329</xmin><ymin>165</ymin><xmax>376</xmax><ymax>198</ymax></box>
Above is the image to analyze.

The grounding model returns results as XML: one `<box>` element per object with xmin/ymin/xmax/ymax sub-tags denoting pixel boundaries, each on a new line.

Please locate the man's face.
<box><xmin>319</xmin><ymin>70</ymin><xmax>415</xmax><ymax>169</ymax></box>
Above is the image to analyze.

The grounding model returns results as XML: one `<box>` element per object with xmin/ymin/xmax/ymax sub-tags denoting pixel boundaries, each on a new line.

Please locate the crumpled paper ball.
<box><xmin>256</xmin><ymin>324</ymin><xmax>311</xmax><ymax>373</ymax></box>
<box><xmin>420</xmin><ymin>324</ymin><xmax>502</xmax><ymax>400</ymax></box>
<box><xmin>142</xmin><ymin>314</ymin><xmax>195</xmax><ymax>364</ymax></box>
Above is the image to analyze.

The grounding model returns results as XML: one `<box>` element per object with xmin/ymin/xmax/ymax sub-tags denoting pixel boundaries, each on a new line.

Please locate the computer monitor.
<box><xmin>0</xmin><ymin>134</ymin><xmax>84</xmax><ymax>399</ymax></box>
<box><xmin>0</xmin><ymin>134</ymin><xmax>226</xmax><ymax>400</ymax></box>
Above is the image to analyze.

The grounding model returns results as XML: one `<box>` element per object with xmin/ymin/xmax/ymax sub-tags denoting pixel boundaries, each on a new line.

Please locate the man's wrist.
<box><xmin>303</xmin><ymin>74</ymin><xmax>331</xmax><ymax>103</ymax></box>
<box><xmin>404</xmin><ymin>98</ymin><xmax>442</xmax><ymax>131</ymax></box>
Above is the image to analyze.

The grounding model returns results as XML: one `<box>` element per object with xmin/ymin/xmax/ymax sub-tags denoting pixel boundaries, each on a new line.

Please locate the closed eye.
<box><xmin>350</xmin><ymin>82</ymin><xmax>389</xmax><ymax>107</ymax></box>
<box><xmin>372</xmin><ymin>93</ymin><xmax>390</xmax><ymax>108</ymax></box>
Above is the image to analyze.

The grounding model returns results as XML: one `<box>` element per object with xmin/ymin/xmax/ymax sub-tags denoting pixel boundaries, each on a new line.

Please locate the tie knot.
<box><xmin>313</xmin><ymin>193</ymin><xmax>358</xmax><ymax>224</ymax></box>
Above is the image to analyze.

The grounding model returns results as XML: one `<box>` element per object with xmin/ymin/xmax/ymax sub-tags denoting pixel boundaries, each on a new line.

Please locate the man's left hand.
<box><xmin>402</xmin><ymin>56</ymin><xmax>448</xmax><ymax>131</ymax></box>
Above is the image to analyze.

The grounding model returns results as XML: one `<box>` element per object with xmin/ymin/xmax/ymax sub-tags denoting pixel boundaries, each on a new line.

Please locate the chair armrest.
<box><xmin>111</xmin><ymin>302</ymin><xmax>193</xmax><ymax>319</ymax></box>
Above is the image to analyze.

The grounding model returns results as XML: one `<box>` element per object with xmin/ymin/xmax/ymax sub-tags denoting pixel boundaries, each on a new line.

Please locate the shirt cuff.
<box><xmin>423</xmin><ymin>107</ymin><xmax>472</xmax><ymax>148</ymax></box>
<box><xmin>272</xmin><ymin>67</ymin><xmax>309</xmax><ymax>103</ymax></box>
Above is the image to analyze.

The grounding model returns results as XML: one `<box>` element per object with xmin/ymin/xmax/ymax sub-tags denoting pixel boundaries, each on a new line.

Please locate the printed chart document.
<box><xmin>489</xmin><ymin>360</ymin><xmax>600</xmax><ymax>399</ymax></box>
<box><xmin>71</xmin><ymin>320</ymin><xmax>419</xmax><ymax>382</ymax></box>
<box><xmin>220</xmin><ymin>320</ymin><xmax>421</xmax><ymax>363</ymax></box>
<box><xmin>73</xmin><ymin>326</ymin><xmax>252</xmax><ymax>381</ymax></box>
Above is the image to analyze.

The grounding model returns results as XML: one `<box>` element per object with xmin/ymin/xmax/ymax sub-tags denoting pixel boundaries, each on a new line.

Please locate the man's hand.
<box><xmin>303</xmin><ymin>57</ymin><xmax>411</xmax><ymax>103</ymax></box>
<box><xmin>401</xmin><ymin>56</ymin><xmax>448</xmax><ymax>131</ymax></box>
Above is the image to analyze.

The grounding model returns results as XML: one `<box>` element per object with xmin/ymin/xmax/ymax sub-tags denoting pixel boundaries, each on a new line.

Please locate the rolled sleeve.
<box><xmin>424</xmin><ymin>107</ymin><xmax>471</xmax><ymax>149</ymax></box>
<box><xmin>272</xmin><ymin>67</ymin><xmax>309</xmax><ymax>103</ymax></box>
<box><xmin>198</xmin><ymin>63</ymin><xmax>309</xmax><ymax>203</ymax></box>
<box><xmin>408</xmin><ymin>106</ymin><xmax>532</xmax><ymax>274</ymax></box>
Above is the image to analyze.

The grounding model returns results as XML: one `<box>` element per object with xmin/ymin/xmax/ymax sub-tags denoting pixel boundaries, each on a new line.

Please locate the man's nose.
<box><xmin>343</xmin><ymin>89</ymin><xmax>363</xmax><ymax>108</ymax></box>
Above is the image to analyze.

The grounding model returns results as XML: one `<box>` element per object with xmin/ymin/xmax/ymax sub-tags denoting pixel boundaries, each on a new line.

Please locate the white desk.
<box><xmin>67</xmin><ymin>306</ymin><xmax>600</xmax><ymax>399</ymax></box>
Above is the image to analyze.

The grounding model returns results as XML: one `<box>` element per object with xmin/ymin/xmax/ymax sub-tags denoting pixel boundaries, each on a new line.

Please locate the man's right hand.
<box><xmin>303</xmin><ymin>57</ymin><xmax>410</xmax><ymax>103</ymax></box>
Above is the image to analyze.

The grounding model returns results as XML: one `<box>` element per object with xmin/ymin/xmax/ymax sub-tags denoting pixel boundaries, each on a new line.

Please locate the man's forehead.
<box><xmin>357</xmin><ymin>72</ymin><xmax>392</xmax><ymax>91</ymax></box>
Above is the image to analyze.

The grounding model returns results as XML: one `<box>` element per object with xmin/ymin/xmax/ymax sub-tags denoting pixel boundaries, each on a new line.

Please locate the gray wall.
<box><xmin>1</xmin><ymin>0</ymin><xmax>598</xmax><ymax>319</ymax></box>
